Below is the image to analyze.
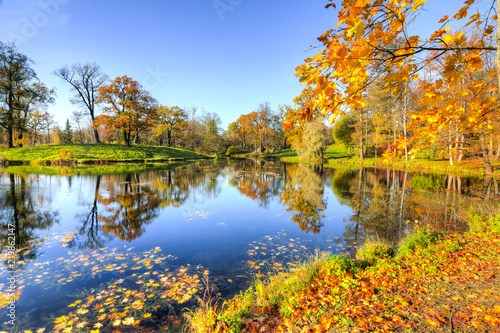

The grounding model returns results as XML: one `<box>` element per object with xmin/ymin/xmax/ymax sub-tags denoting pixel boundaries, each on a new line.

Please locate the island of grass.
<box><xmin>0</xmin><ymin>143</ymin><xmax>212</xmax><ymax>165</ymax></box>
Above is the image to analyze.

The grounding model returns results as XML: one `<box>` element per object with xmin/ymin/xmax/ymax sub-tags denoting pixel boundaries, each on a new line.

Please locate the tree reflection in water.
<box><xmin>74</xmin><ymin>161</ymin><xmax>226</xmax><ymax>247</ymax></box>
<box><xmin>0</xmin><ymin>173</ymin><xmax>59</xmax><ymax>265</ymax></box>
<box><xmin>280</xmin><ymin>164</ymin><xmax>327</xmax><ymax>234</ymax></box>
<box><xmin>2</xmin><ymin>161</ymin><xmax>497</xmax><ymax>256</ymax></box>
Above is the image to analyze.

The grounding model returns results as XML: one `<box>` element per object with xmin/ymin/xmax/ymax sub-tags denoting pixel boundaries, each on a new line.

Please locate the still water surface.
<box><xmin>0</xmin><ymin>159</ymin><xmax>498</xmax><ymax>332</ymax></box>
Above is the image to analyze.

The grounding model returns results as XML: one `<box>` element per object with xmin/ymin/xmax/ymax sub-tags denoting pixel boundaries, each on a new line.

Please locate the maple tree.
<box><xmin>295</xmin><ymin>0</ymin><xmax>499</xmax><ymax>174</ymax></box>
<box><xmin>54</xmin><ymin>63</ymin><xmax>108</xmax><ymax>144</ymax></box>
<box><xmin>96</xmin><ymin>75</ymin><xmax>157</xmax><ymax>147</ymax></box>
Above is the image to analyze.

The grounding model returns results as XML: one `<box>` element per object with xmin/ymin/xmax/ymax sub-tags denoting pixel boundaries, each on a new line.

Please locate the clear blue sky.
<box><xmin>0</xmin><ymin>0</ymin><xmax>485</xmax><ymax>128</ymax></box>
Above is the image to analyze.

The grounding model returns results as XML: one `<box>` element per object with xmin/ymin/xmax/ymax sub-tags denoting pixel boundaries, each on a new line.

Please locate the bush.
<box><xmin>226</xmin><ymin>146</ymin><xmax>240</xmax><ymax>155</ymax></box>
<box><xmin>398</xmin><ymin>230</ymin><xmax>444</xmax><ymax>257</ymax></box>
<box><xmin>356</xmin><ymin>241</ymin><xmax>394</xmax><ymax>265</ymax></box>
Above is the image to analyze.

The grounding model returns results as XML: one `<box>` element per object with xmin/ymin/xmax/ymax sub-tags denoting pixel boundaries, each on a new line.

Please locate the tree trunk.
<box><xmin>489</xmin><ymin>136</ymin><xmax>493</xmax><ymax>158</ymax></box>
<box><xmin>93</xmin><ymin>128</ymin><xmax>101</xmax><ymax>144</ymax></box>
<box><xmin>17</xmin><ymin>132</ymin><xmax>23</xmax><ymax>148</ymax></box>
<box><xmin>90</xmin><ymin>108</ymin><xmax>101</xmax><ymax>143</ymax></box>
<box><xmin>448</xmin><ymin>122</ymin><xmax>454</xmax><ymax>165</ymax></box>
<box><xmin>457</xmin><ymin>134</ymin><xmax>465</xmax><ymax>163</ymax></box>
<box><xmin>403</xmin><ymin>93</ymin><xmax>408</xmax><ymax>162</ymax></box>
<box><xmin>359</xmin><ymin>134</ymin><xmax>364</xmax><ymax>160</ymax></box>
<box><xmin>167</xmin><ymin>130</ymin><xmax>172</xmax><ymax>147</ymax></box>
<box><xmin>479</xmin><ymin>131</ymin><xmax>493</xmax><ymax>176</ymax></box>
<box><xmin>494</xmin><ymin>138</ymin><xmax>500</xmax><ymax>161</ymax></box>
<box><xmin>320</xmin><ymin>147</ymin><xmax>324</xmax><ymax>162</ymax></box>
<box><xmin>7</xmin><ymin>125</ymin><xmax>14</xmax><ymax>148</ymax></box>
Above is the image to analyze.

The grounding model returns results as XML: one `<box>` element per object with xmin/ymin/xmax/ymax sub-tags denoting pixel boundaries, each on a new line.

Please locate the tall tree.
<box><xmin>96</xmin><ymin>76</ymin><xmax>157</xmax><ymax>147</ymax></box>
<box><xmin>155</xmin><ymin>106</ymin><xmax>186</xmax><ymax>147</ymax></box>
<box><xmin>54</xmin><ymin>63</ymin><xmax>108</xmax><ymax>144</ymax></box>
<box><xmin>0</xmin><ymin>42</ymin><xmax>38</xmax><ymax>148</ymax></box>
<box><xmin>13</xmin><ymin>81</ymin><xmax>55</xmax><ymax>147</ymax></box>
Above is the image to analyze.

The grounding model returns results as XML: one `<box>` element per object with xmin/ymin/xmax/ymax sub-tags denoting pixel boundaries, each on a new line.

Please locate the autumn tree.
<box><xmin>296</xmin><ymin>118</ymin><xmax>329</xmax><ymax>162</ymax></box>
<box><xmin>296</xmin><ymin>0</ymin><xmax>499</xmax><ymax>175</ymax></box>
<box><xmin>201</xmin><ymin>111</ymin><xmax>224</xmax><ymax>153</ymax></box>
<box><xmin>273</xmin><ymin>105</ymin><xmax>291</xmax><ymax>150</ymax></box>
<box><xmin>156</xmin><ymin>106</ymin><xmax>186</xmax><ymax>147</ymax></box>
<box><xmin>0</xmin><ymin>42</ymin><xmax>54</xmax><ymax>148</ymax></box>
<box><xmin>245</xmin><ymin>102</ymin><xmax>273</xmax><ymax>152</ymax></box>
<box><xmin>227</xmin><ymin>120</ymin><xmax>246</xmax><ymax>150</ymax></box>
<box><xmin>54</xmin><ymin>63</ymin><xmax>108</xmax><ymax>144</ymax></box>
<box><xmin>96</xmin><ymin>76</ymin><xmax>157</xmax><ymax>147</ymax></box>
<box><xmin>13</xmin><ymin>81</ymin><xmax>55</xmax><ymax>147</ymax></box>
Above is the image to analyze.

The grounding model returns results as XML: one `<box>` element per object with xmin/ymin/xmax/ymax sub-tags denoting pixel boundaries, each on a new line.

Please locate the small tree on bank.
<box><xmin>296</xmin><ymin>118</ymin><xmax>329</xmax><ymax>162</ymax></box>
<box><xmin>59</xmin><ymin>119</ymin><xmax>73</xmax><ymax>144</ymax></box>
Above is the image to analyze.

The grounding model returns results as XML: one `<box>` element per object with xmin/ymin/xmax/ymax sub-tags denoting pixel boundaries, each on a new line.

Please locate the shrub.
<box><xmin>226</xmin><ymin>146</ymin><xmax>240</xmax><ymax>155</ymax></box>
<box><xmin>356</xmin><ymin>241</ymin><xmax>394</xmax><ymax>265</ymax></box>
<box><xmin>398</xmin><ymin>230</ymin><xmax>444</xmax><ymax>257</ymax></box>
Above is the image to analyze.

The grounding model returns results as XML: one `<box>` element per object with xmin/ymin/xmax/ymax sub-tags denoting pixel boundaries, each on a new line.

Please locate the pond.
<box><xmin>0</xmin><ymin>159</ymin><xmax>499</xmax><ymax>332</ymax></box>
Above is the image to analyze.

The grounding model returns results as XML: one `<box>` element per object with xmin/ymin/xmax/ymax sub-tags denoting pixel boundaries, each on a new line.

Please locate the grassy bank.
<box><xmin>187</xmin><ymin>212</ymin><xmax>500</xmax><ymax>332</ymax></box>
<box><xmin>262</xmin><ymin>145</ymin><xmax>500</xmax><ymax>178</ymax></box>
<box><xmin>0</xmin><ymin>143</ymin><xmax>211</xmax><ymax>165</ymax></box>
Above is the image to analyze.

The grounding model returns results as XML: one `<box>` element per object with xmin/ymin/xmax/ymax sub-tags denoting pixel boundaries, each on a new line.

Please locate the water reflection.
<box><xmin>280</xmin><ymin>164</ymin><xmax>327</xmax><ymax>234</ymax></box>
<box><xmin>1</xmin><ymin>161</ymin><xmax>499</xmax><ymax>332</ymax></box>
<box><xmin>228</xmin><ymin>159</ymin><xmax>284</xmax><ymax>208</ymax></box>
<box><xmin>0</xmin><ymin>174</ymin><xmax>59</xmax><ymax>265</ymax></box>
<box><xmin>72</xmin><ymin>161</ymin><xmax>226</xmax><ymax>248</ymax></box>
<box><xmin>1</xmin><ymin>162</ymin><xmax>498</xmax><ymax>256</ymax></box>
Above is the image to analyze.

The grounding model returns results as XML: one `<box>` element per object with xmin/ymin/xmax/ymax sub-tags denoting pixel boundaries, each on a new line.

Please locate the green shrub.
<box><xmin>226</xmin><ymin>146</ymin><xmax>240</xmax><ymax>155</ymax></box>
<box><xmin>398</xmin><ymin>230</ymin><xmax>444</xmax><ymax>257</ymax></box>
<box><xmin>356</xmin><ymin>241</ymin><xmax>395</xmax><ymax>265</ymax></box>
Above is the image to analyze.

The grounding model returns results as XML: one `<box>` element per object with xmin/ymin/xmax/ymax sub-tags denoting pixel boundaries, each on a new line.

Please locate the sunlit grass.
<box><xmin>0</xmin><ymin>143</ymin><xmax>211</xmax><ymax>163</ymax></box>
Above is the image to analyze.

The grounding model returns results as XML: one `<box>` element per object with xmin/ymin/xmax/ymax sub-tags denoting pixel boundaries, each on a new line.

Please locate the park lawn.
<box><xmin>0</xmin><ymin>143</ymin><xmax>211</xmax><ymax>164</ymax></box>
<box><xmin>262</xmin><ymin>145</ymin><xmax>354</xmax><ymax>162</ymax></box>
<box><xmin>188</xmin><ymin>213</ymin><xmax>500</xmax><ymax>332</ymax></box>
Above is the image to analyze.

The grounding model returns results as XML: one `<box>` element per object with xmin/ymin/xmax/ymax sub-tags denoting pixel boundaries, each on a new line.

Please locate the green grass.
<box><xmin>261</xmin><ymin>145</ymin><xmax>354</xmax><ymax>163</ymax></box>
<box><xmin>0</xmin><ymin>143</ymin><xmax>211</xmax><ymax>164</ymax></box>
<box><xmin>259</xmin><ymin>144</ymin><xmax>500</xmax><ymax>178</ymax></box>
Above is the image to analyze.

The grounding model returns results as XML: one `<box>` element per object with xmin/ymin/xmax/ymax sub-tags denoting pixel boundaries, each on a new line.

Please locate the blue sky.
<box><xmin>0</xmin><ymin>0</ymin><xmax>486</xmax><ymax>128</ymax></box>
<box><xmin>0</xmin><ymin>0</ymin><xmax>335</xmax><ymax>128</ymax></box>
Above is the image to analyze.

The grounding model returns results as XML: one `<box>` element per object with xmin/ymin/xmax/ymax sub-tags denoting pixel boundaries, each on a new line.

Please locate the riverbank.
<box><xmin>187</xmin><ymin>212</ymin><xmax>500</xmax><ymax>332</ymax></box>
<box><xmin>259</xmin><ymin>145</ymin><xmax>500</xmax><ymax>178</ymax></box>
<box><xmin>0</xmin><ymin>143</ymin><xmax>211</xmax><ymax>165</ymax></box>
